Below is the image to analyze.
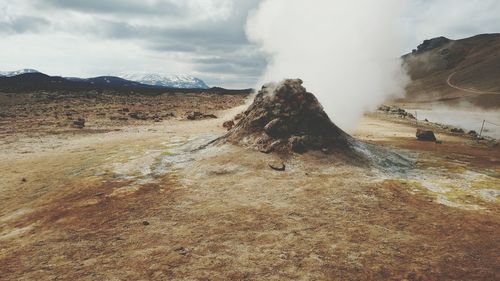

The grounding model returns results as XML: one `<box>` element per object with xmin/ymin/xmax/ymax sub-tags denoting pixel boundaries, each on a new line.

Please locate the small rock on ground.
<box><xmin>268</xmin><ymin>161</ymin><xmax>286</xmax><ymax>171</ymax></box>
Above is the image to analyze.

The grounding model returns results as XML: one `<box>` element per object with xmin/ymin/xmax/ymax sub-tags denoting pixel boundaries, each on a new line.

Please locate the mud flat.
<box><xmin>0</xmin><ymin>94</ymin><xmax>499</xmax><ymax>280</ymax></box>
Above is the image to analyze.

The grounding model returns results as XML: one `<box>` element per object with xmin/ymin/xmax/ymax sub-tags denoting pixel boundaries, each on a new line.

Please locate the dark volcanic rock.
<box><xmin>234</xmin><ymin>113</ymin><xmax>244</xmax><ymax>120</ymax></box>
<box><xmin>289</xmin><ymin>135</ymin><xmax>307</xmax><ymax>153</ymax></box>
<box><xmin>468</xmin><ymin>130</ymin><xmax>478</xmax><ymax>137</ymax></box>
<box><xmin>451</xmin><ymin>127</ymin><xmax>465</xmax><ymax>134</ymax></box>
<box><xmin>223</xmin><ymin>120</ymin><xmax>235</xmax><ymax>130</ymax></box>
<box><xmin>186</xmin><ymin>111</ymin><xmax>202</xmax><ymax>120</ymax></box>
<box><xmin>219</xmin><ymin>79</ymin><xmax>354</xmax><ymax>154</ymax></box>
<box><xmin>129</xmin><ymin>112</ymin><xmax>148</xmax><ymax>120</ymax></box>
<box><xmin>73</xmin><ymin>118</ymin><xmax>85</xmax><ymax>129</ymax></box>
<box><xmin>416</xmin><ymin>129</ymin><xmax>437</xmax><ymax>142</ymax></box>
<box><xmin>204</xmin><ymin>114</ymin><xmax>217</xmax><ymax>119</ymax></box>
<box><xmin>268</xmin><ymin>161</ymin><xmax>286</xmax><ymax>171</ymax></box>
<box><xmin>414</xmin><ymin>36</ymin><xmax>451</xmax><ymax>54</ymax></box>
<box><xmin>379</xmin><ymin>105</ymin><xmax>415</xmax><ymax>119</ymax></box>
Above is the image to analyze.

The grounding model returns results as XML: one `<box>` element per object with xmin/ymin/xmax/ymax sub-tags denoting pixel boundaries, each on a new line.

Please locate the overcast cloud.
<box><xmin>0</xmin><ymin>0</ymin><xmax>499</xmax><ymax>88</ymax></box>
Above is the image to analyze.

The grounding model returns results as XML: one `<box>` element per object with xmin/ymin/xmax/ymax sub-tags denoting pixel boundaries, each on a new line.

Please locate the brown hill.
<box><xmin>402</xmin><ymin>33</ymin><xmax>500</xmax><ymax>109</ymax></box>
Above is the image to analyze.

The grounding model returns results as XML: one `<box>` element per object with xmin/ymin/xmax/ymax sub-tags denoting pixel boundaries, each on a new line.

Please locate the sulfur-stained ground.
<box><xmin>0</xmin><ymin>104</ymin><xmax>499</xmax><ymax>280</ymax></box>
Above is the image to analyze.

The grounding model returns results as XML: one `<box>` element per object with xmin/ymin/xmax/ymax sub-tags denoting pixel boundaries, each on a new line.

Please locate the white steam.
<box><xmin>246</xmin><ymin>0</ymin><xmax>409</xmax><ymax>131</ymax></box>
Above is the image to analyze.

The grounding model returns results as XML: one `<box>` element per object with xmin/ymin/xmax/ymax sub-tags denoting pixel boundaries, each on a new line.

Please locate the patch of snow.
<box><xmin>119</xmin><ymin>72</ymin><xmax>209</xmax><ymax>89</ymax></box>
<box><xmin>0</xmin><ymin>69</ymin><xmax>40</xmax><ymax>77</ymax></box>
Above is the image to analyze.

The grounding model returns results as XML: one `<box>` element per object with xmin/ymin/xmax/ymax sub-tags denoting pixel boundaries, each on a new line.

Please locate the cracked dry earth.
<box><xmin>0</xmin><ymin>109</ymin><xmax>499</xmax><ymax>280</ymax></box>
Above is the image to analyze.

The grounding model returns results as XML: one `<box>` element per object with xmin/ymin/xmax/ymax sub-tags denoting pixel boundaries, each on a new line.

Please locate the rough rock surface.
<box><xmin>451</xmin><ymin>127</ymin><xmax>465</xmax><ymax>134</ymax></box>
<box><xmin>378</xmin><ymin>105</ymin><xmax>415</xmax><ymax>119</ymax></box>
<box><xmin>413</xmin><ymin>36</ymin><xmax>451</xmax><ymax>54</ymax></box>
<box><xmin>416</xmin><ymin>129</ymin><xmax>437</xmax><ymax>142</ymax></box>
<box><xmin>72</xmin><ymin>118</ymin><xmax>85</xmax><ymax>129</ymax></box>
<box><xmin>219</xmin><ymin>79</ymin><xmax>355</xmax><ymax>155</ymax></box>
<box><xmin>210</xmin><ymin>79</ymin><xmax>413</xmax><ymax>171</ymax></box>
<box><xmin>223</xmin><ymin>120</ymin><xmax>235</xmax><ymax>130</ymax></box>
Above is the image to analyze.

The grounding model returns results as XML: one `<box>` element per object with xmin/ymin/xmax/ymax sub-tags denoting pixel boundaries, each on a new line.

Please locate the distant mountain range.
<box><xmin>402</xmin><ymin>33</ymin><xmax>500</xmax><ymax>108</ymax></box>
<box><xmin>0</xmin><ymin>70</ymin><xmax>251</xmax><ymax>94</ymax></box>
<box><xmin>0</xmin><ymin>69</ymin><xmax>209</xmax><ymax>89</ymax></box>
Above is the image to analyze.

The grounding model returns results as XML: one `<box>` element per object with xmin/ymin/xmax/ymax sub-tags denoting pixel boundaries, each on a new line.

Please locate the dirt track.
<box><xmin>446</xmin><ymin>72</ymin><xmax>500</xmax><ymax>96</ymax></box>
<box><xmin>1</xmin><ymin>106</ymin><xmax>499</xmax><ymax>280</ymax></box>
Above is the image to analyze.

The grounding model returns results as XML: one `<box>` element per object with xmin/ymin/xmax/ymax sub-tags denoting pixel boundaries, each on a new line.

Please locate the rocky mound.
<box><xmin>209</xmin><ymin>79</ymin><xmax>413</xmax><ymax>170</ymax></box>
<box><xmin>219</xmin><ymin>79</ymin><xmax>357</xmax><ymax>155</ymax></box>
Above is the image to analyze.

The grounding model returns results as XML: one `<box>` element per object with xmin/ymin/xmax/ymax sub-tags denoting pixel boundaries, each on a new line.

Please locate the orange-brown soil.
<box><xmin>0</xmin><ymin>95</ymin><xmax>499</xmax><ymax>280</ymax></box>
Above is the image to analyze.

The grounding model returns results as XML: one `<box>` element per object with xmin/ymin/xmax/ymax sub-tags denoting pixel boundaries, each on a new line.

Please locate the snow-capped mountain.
<box><xmin>0</xmin><ymin>69</ymin><xmax>40</xmax><ymax>77</ymax></box>
<box><xmin>119</xmin><ymin>73</ymin><xmax>209</xmax><ymax>89</ymax></box>
<box><xmin>0</xmin><ymin>69</ymin><xmax>212</xmax><ymax>90</ymax></box>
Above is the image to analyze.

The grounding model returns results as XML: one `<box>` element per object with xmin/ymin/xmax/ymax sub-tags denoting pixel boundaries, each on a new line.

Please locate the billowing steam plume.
<box><xmin>246</xmin><ymin>0</ymin><xmax>409</xmax><ymax>130</ymax></box>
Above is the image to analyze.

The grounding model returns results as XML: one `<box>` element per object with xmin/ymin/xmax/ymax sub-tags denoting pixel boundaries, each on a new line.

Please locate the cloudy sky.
<box><xmin>1</xmin><ymin>0</ymin><xmax>499</xmax><ymax>88</ymax></box>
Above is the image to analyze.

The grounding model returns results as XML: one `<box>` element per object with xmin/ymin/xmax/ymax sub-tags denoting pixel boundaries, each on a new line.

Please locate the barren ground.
<box><xmin>0</xmin><ymin>93</ymin><xmax>499</xmax><ymax>280</ymax></box>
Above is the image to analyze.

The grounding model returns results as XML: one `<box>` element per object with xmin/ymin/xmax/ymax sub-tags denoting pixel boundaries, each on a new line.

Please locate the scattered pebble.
<box><xmin>174</xmin><ymin>247</ymin><xmax>189</xmax><ymax>255</ymax></box>
<box><xmin>269</xmin><ymin>161</ymin><xmax>286</xmax><ymax>171</ymax></box>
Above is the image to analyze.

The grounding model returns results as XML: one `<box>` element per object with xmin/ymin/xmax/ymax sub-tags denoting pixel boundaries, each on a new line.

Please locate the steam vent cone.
<box><xmin>221</xmin><ymin>79</ymin><xmax>357</xmax><ymax>155</ymax></box>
